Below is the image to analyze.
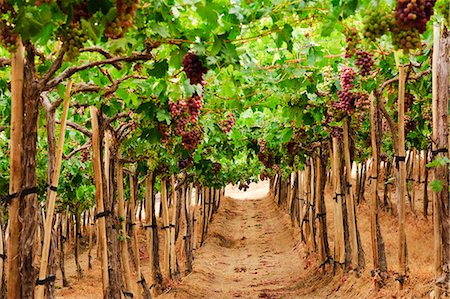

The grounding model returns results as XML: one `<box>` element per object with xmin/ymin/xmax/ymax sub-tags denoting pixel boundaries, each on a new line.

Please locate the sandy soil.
<box><xmin>159</xmin><ymin>181</ymin><xmax>309</xmax><ymax>298</ymax></box>
<box><xmin>55</xmin><ymin>179</ymin><xmax>434</xmax><ymax>299</ymax></box>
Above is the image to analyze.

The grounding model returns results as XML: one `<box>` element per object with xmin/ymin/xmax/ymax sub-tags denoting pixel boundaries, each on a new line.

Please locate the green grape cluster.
<box><xmin>62</xmin><ymin>23</ymin><xmax>88</xmax><ymax>61</ymax></box>
<box><xmin>391</xmin><ymin>25</ymin><xmax>421</xmax><ymax>52</ymax></box>
<box><xmin>146</xmin><ymin>149</ymin><xmax>159</xmax><ymax>171</ymax></box>
<box><xmin>363</xmin><ymin>10</ymin><xmax>393</xmax><ymax>41</ymax></box>
<box><xmin>436</xmin><ymin>0</ymin><xmax>449</xmax><ymax>26</ymax></box>
<box><xmin>345</xmin><ymin>28</ymin><xmax>359</xmax><ymax>58</ymax></box>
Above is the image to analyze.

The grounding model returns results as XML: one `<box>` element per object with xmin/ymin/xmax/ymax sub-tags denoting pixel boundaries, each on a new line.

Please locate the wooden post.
<box><xmin>332</xmin><ymin>137</ymin><xmax>345</xmax><ymax>265</ymax></box>
<box><xmin>145</xmin><ymin>174</ymin><xmax>155</xmax><ymax>286</ymax></box>
<box><xmin>90</xmin><ymin>106</ymin><xmax>109</xmax><ymax>297</ymax></box>
<box><xmin>431</xmin><ymin>23</ymin><xmax>449</xmax><ymax>299</ymax></box>
<box><xmin>161</xmin><ymin>179</ymin><xmax>171</xmax><ymax>277</ymax></box>
<box><xmin>343</xmin><ymin>118</ymin><xmax>359</xmax><ymax>271</ymax></box>
<box><xmin>397</xmin><ymin>65</ymin><xmax>408</xmax><ymax>287</ymax></box>
<box><xmin>369</xmin><ymin>92</ymin><xmax>380</xmax><ymax>283</ymax></box>
<box><xmin>117</xmin><ymin>155</ymin><xmax>132</xmax><ymax>296</ymax></box>
<box><xmin>8</xmin><ymin>40</ymin><xmax>24</xmax><ymax>299</ymax></box>
<box><xmin>35</xmin><ymin>80</ymin><xmax>73</xmax><ymax>299</ymax></box>
<box><xmin>170</xmin><ymin>175</ymin><xmax>177</xmax><ymax>277</ymax></box>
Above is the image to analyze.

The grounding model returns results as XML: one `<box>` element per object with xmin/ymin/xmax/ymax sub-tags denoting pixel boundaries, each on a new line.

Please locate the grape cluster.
<box><xmin>0</xmin><ymin>20</ymin><xmax>18</xmax><ymax>52</ymax></box>
<box><xmin>363</xmin><ymin>10</ymin><xmax>393</xmax><ymax>41</ymax></box>
<box><xmin>355</xmin><ymin>50</ymin><xmax>374</xmax><ymax>76</ymax></box>
<box><xmin>80</xmin><ymin>148</ymin><xmax>90</xmax><ymax>163</ymax></box>
<box><xmin>211</xmin><ymin>162</ymin><xmax>222</xmax><ymax>175</ymax></box>
<box><xmin>158</xmin><ymin>123</ymin><xmax>171</xmax><ymax>144</ymax></box>
<box><xmin>335</xmin><ymin>90</ymin><xmax>356</xmax><ymax>113</ymax></box>
<box><xmin>181</xmin><ymin>125</ymin><xmax>203</xmax><ymax>151</ymax></box>
<box><xmin>405</xmin><ymin>92</ymin><xmax>414</xmax><ymax>111</ymax></box>
<box><xmin>355</xmin><ymin>91</ymin><xmax>370</xmax><ymax>109</ymax></box>
<box><xmin>334</xmin><ymin>67</ymin><xmax>357</xmax><ymax>114</ymax></box>
<box><xmin>339</xmin><ymin>66</ymin><xmax>356</xmax><ymax>90</ymax></box>
<box><xmin>189</xmin><ymin>95</ymin><xmax>203</xmax><ymax>122</ymax></box>
<box><xmin>62</xmin><ymin>23</ymin><xmax>89</xmax><ymax>61</ymax></box>
<box><xmin>177</xmin><ymin>155</ymin><xmax>193</xmax><ymax>169</ymax></box>
<box><xmin>105</xmin><ymin>0</ymin><xmax>139</xmax><ymax>39</ymax></box>
<box><xmin>345</xmin><ymin>28</ymin><xmax>359</xmax><ymax>58</ymax></box>
<box><xmin>260</xmin><ymin>169</ymin><xmax>269</xmax><ymax>181</ymax></box>
<box><xmin>404</xmin><ymin>115</ymin><xmax>418</xmax><ymax>134</ymax></box>
<box><xmin>35</xmin><ymin>0</ymin><xmax>52</xmax><ymax>6</ymax></box>
<box><xmin>395</xmin><ymin>0</ymin><xmax>436</xmax><ymax>33</ymax></box>
<box><xmin>182</xmin><ymin>53</ymin><xmax>208</xmax><ymax>85</ymax></box>
<box><xmin>169</xmin><ymin>95</ymin><xmax>204</xmax><ymax>138</ymax></box>
<box><xmin>219</xmin><ymin>112</ymin><xmax>236</xmax><ymax>133</ymax></box>
<box><xmin>330</xmin><ymin>127</ymin><xmax>343</xmax><ymax>139</ymax></box>
<box><xmin>391</xmin><ymin>26</ymin><xmax>422</xmax><ymax>52</ymax></box>
<box><xmin>257</xmin><ymin>140</ymin><xmax>275</xmax><ymax>168</ymax></box>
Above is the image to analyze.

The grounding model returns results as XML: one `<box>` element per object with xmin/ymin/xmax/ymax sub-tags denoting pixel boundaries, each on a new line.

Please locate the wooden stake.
<box><xmin>117</xmin><ymin>153</ymin><xmax>132</xmax><ymax>296</ymax></box>
<box><xmin>35</xmin><ymin>80</ymin><xmax>73</xmax><ymax>299</ymax></box>
<box><xmin>369</xmin><ymin>92</ymin><xmax>380</xmax><ymax>276</ymax></box>
<box><xmin>90</xmin><ymin>106</ymin><xmax>109</xmax><ymax>297</ymax></box>
<box><xmin>343</xmin><ymin>118</ymin><xmax>359</xmax><ymax>271</ymax></box>
<box><xmin>170</xmin><ymin>175</ymin><xmax>177</xmax><ymax>277</ymax></box>
<box><xmin>431</xmin><ymin>23</ymin><xmax>449</xmax><ymax>299</ymax></box>
<box><xmin>8</xmin><ymin>40</ymin><xmax>24</xmax><ymax>299</ymax></box>
<box><xmin>161</xmin><ymin>179</ymin><xmax>171</xmax><ymax>277</ymax></box>
<box><xmin>332</xmin><ymin>137</ymin><xmax>345</xmax><ymax>265</ymax></box>
<box><xmin>397</xmin><ymin>65</ymin><xmax>408</xmax><ymax>287</ymax></box>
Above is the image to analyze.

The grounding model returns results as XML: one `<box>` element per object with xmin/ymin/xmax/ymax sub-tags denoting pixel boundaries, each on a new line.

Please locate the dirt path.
<box><xmin>158</xmin><ymin>183</ymin><xmax>317</xmax><ymax>298</ymax></box>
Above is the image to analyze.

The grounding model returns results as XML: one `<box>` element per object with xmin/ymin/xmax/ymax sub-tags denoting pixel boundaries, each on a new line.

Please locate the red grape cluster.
<box><xmin>169</xmin><ymin>95</ymin><xmax>204</xmax><ymax>137</ymax></box>
<box><xmin>405</xmin><ymin>92</ymin><xmax>414</xmax><ymax>111</ymax></box>
<box><xmin>177</xmin><ymin>155</ymin><xmax>193</xmax><ymax>169</ymax></box>
<box><xmin>211</xmin><ymin>162</ymin><xmax>222</xmax><ymax>175</ymax></box>
<box><xmin>181</xmin><ymin>125</ymin><xmax>203</xmax><ymax>151</ymax></box>
<box><xmin>35</xmin><ymin>0</ymin><xmax>52</xmax><ymax>6</ymax></box>
<box><xmin>333</xmin><ymin>67</ymin><xmax>358</xmax><ymax>114</ymax></box>
<box><xmin>158</xmin><ymin>123</ymin><xmax>171</xmax><ymax>144</ymax></box>
<box><xmin>259</xmin><ymin>170</ymin><xmax>269</xmax><ymax>181</ymax></box>
<box><xmin>395</xmin><ymin>0</ymin><xmax>436</xmax><ymax>33</ymax></box>
<box><xmin>355</xmin><ymin>91</ymin><xmax>370</xmax><ymax>109</ymax></box>
<box><xmin>105</xmin><ymin>0</ymin><xmax>139</xmax><ymax>39</ymax></box>
<box><xmin>339</xmin><ymin>66</ymin><xmax>356</xmax><ymax>90</ymax></box>
<box><xmin>330</xmin><ymin>127</ymin><xmax>343</xmax><ymax>139</ymax></box>
<box><xmin>219</xmin><ymin>112</ymin><xmax>236</xmax><ymax>133</ymax></box>
<box><xmin>182</xmin><ymin>53</ymin><xmax>208</xmax><ymax>85</ymax></box>
<box><xmin>335</xmin><ymin>90</ymin><xmax>356</xmax><ymax>113</ymax></box>
<box><xmin>345</xmin><ymin>28</ymin><xmax>359</xmax><ymax>58</ymax></box>
<box><xmin>80</xmin><ymin>148</ymin><xmax>90</xmax><ymax>163</ymax></box>
<box><xmin>257</xmin><ymin>140</ymin><xmax>275</xmax><ymax>168</ymax></box>
<box><xmin>355</xmin><ymin>50</ymin><xmax>374</xmax><ymax>76</ymax></box>
<box><xmin>0</xmin><ymin>20</ymin><xmax>18</xmax><ymax>52</ymax></box>
<box><xmin>404</xmin><ymin>115</ymin><xmax>418</xmax><ymax>134</ymax></box>
<box><xmin>189</xmin><ymin>95</ymin><xmax>203</xmax><ymax>122</ymax></box>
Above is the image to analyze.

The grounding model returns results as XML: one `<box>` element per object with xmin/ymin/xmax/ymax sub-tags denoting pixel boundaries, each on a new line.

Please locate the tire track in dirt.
<box><xmin>158</xmin><ymin>194</ymin><xmax>312</xmax><ymax>299</ymax></box>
